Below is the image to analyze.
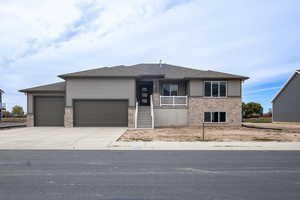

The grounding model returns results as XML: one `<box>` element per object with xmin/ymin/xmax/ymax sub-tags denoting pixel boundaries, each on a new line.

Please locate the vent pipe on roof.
<box><xmin>159</xmin><ymin>59</ymin><xmax>162</xmax><ymax>68</ymax></box>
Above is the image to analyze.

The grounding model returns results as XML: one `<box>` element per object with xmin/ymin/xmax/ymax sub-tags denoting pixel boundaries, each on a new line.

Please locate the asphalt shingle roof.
<box><xmin>20</xmin><ymin>63</ymin><xmax>249</xmax><ymax>93</ymax></box>
<box><xmin>58</xmin><ymin>63</ymin><xmax>249</xmax><ymax>80</ymax></box>
<box><xmin>19</xmin><ymin>82</ymin><xmax>65</xmax><ymax>93</ymax></box>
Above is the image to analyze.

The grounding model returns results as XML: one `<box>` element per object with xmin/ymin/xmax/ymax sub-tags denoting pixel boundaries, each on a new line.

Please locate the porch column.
<box><xmin>152</xmin><ymin>79</ymin><xmax>160</xmax><ymax>107</ymax></box>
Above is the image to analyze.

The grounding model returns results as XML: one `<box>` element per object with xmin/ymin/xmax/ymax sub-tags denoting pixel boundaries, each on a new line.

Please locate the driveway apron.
<box><xmin>0</xmin><ymin>127</ymin><xmax>126</xmax><ymax>149</ymax></box>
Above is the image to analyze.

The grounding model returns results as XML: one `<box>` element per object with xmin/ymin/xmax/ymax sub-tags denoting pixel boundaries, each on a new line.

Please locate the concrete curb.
<box><xmin>109</xmin><ymin>141</ymin><xmax>300</xmax><ymax>150</ymax></box>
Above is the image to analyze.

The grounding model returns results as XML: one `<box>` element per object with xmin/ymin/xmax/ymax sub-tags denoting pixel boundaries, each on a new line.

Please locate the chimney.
<box><xmin>159</xmin><ymin>59</ymin><xmax>162</xmax><ymax>68</ymax></box>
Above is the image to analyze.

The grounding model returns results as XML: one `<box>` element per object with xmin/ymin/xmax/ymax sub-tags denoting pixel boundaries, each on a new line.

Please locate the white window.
<box><xmin>162</xmin><ymin>83</ymin><xmax>178</xmax><ymax>96</ymax></box>
<box><xmin>204</xmin><ymin>81</ymin><xmax>227</xmax><ymax>97</ymax></box>
<box><xmin>204</xmin><ymin>112</ymin><xmax>226</xmax><ymax>123</ymax></box>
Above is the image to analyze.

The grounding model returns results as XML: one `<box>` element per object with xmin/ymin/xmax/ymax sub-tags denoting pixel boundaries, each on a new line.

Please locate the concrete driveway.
<box><xmin>0</xmin><ymin>127</ymin><xmax>126</xmax><ymax>149</ymax></box>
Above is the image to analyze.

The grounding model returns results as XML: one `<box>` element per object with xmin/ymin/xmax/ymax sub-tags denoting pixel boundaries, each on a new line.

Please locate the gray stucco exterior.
<box><xmin>66</xmin><ymin>78</ymin><xmax>136</xmax><ymax>107</ymax></box>
<box><xmin>189</xmin><ymin>80</ymin><xmax>204</xmax><ymax>96</ymax></box>
<box><xmin>272</xmin><ymin>72</ymin><xmax>300</xmax><ymax>122</ymax></box>
<box><xmin>189</xmin><ymin>80</ymin><xmax>241</xmax><ymax>97</ymax></box>
<box><xmin>227</xmin><ymin>80</ymin><xmax>241</xmax><ymax>97</ymax></box>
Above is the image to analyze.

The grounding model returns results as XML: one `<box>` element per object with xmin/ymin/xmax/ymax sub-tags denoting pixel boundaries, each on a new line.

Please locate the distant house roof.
<box><xmin>271</xmin><ymin>70</ymin><xmax>300</xmax><ymax>102</ymax></box>
<box><xmin>58</xmin><ymin>63</ymin><xmax>249</xmax><ymax>80</ymax></box>
<box><xmin>19</xmin><ymin>82</ymin><xmax>65</xmax><ymax>93</ymax></box>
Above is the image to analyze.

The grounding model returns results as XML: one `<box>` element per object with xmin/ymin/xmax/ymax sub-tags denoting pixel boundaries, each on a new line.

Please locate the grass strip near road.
<box><xmin>243</xmin><ymin>118</ymin><xmax>272</xmax><ymax>123</ymax></box>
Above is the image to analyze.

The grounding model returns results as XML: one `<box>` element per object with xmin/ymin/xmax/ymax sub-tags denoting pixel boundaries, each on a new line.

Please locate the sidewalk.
<box><xmin>109</xmin><ymin>141</ymin><xmax>300</xmax><ymax>150</ymax></box>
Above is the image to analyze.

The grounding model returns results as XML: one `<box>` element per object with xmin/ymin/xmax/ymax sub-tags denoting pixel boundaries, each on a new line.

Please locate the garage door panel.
<box><xmin>34</xmin><ymin>96</ymin><xmax>65</xmax><ymax>126</ymax></box>
<box><xmin>74</xmin><ymin>100</ymin><xmax>128</xmax><ymax>127</ymax></box>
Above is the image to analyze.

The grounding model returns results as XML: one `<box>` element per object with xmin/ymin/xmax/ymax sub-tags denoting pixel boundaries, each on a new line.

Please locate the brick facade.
<box><xmin>188</xmin><ymin>97</ymin><xmax>242</xmax><ymax>126</ymax></box>
<box><xmin>128</xmin><ymin>107</ymin><xmax>136</xmax><ymax>128</ymax></box>
<box><xmin>64</xmin><ymin>107</ymin><xmax>73</xmax><ymax>128</ymax></box>
<box><xmin>26</xmin><ymin>113</ymin><xmax>34</xmax><ymax>127</ymax></box>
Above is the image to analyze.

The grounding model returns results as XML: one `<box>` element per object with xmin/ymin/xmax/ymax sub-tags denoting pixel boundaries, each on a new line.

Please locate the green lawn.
<box><xmin>243</xmin><ymin>118</ymin><xmax>272</xmax><ymax>123</ymax></box>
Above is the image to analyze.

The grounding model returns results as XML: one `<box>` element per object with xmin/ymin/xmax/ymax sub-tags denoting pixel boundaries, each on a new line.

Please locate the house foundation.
<box><xmin>26</xmin><ymin>113</ymin><xmax>34</xmax><ymax>127</ymax></box>
<box><xmin>64</xmin><ymin>107</ymin><xmax>73</xmax><ymax>128</ymax></box>
<box><xmin>128</xmin><ymin>107</ymin><xmax>136</xmax><ymax>128</ymax></box>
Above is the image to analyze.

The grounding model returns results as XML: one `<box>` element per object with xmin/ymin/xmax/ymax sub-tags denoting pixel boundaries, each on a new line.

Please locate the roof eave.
<box><xmin>19</xmin><ymin>90</ymin><xmax>65</xmax><ymax>93</ymax></box>
<box><xmin>185</xmin><ymin>76</ymin><xmax>249</xmax><ymax>80</ymax></box>
<box><xmin>58</xmin><ymin>75</ymin><xmax>139</xmax><ymax>79</ymax></box>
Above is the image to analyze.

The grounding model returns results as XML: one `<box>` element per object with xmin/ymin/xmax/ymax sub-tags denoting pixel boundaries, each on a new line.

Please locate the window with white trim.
<box><xmin>204</xmin><ymin>81</ymin><xmax>227</xmax><ymax>97</ymax></box>
<box><xmin>204</xmin><ymin>112</ymin><xmax>226</xmax><ymax>123</ymax></box>
<box><xmin>162</xmin><ymin>83</ymin><xmax>178</xmax><ymax>96</ymax></box>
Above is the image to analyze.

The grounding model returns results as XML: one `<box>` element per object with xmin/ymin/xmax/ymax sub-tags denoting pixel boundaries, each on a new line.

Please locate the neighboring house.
<box><xmin>272</xmin><ymin>70</ymin><xmax>300</xmax><ymax>123</ymax></box>
<box><xmin>20</xmin><ymin>63</ymin><xmax>249</xmax><ymax>128</ymax></box>
<box><xmin>0</xmin><ymin>89</ymin><xmax>4</xmax><ymax>120</ymax></box>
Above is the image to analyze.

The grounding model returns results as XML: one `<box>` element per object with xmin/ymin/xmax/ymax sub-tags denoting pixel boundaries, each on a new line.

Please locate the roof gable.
<box><xmin>272</xmin><ymin>70</ymin><xmax>300</xmax><ymax>102</ymax></box>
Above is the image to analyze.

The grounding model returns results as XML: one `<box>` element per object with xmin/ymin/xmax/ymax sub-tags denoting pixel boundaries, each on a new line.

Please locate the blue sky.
<box><xmin>1</xmin><ymin>0</ymin><xmax>300</xmax><ymax>112</ymax></box>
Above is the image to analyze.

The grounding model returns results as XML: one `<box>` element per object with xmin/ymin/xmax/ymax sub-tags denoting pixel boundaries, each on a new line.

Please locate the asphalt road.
<box><xmin>0</xmin><ymin>151</ymin><xmax>299</xmax><ymax>200</ymax></box>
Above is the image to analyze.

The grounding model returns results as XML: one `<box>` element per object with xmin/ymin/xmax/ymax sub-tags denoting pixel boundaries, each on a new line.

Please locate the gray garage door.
<box><xmin>74</xmin><ymin>100</ymin><xmax>128</xmax><ymax>127</ymax></box>
<box><xmin>34</xmin><ymin>96</ymin><xmax>65</xmax><ymax>126</ymax></box>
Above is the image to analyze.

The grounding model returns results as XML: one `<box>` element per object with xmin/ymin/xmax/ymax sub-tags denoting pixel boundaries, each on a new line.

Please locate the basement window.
<box><xmin>204</xmin><ymin>112</ymin><xmax>226</xmax><ymax>123</ymax></box>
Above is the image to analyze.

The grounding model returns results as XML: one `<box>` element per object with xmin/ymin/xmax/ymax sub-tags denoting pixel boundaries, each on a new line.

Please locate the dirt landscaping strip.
<box><xmin>119</xmin><ymin>126</ymin><xmax>300</xmax><ymax>142</ymax></box>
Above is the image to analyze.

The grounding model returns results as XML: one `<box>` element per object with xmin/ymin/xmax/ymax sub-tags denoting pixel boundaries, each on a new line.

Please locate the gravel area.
<box><xmin>119</xmin><ymin>126</ymin><xmax>300</xmax><ymax>142</ymax></box>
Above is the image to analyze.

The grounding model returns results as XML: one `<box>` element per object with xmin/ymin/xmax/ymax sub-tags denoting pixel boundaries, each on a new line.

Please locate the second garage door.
<box><xmin>73</xmin><ymin>100</ymin><xmax>128</xmax><ymax>127</ymax></box>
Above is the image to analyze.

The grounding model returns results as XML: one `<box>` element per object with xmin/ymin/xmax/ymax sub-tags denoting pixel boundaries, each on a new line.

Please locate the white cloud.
<box><xmin>1</xmin><ymin>0</ymin><xmax>300</xmax><ymax>111</ymax></box>
<box><xmin>244</xmin><ymin>86</ymin><xmax>281</xmax><ymax>95</ymax></box>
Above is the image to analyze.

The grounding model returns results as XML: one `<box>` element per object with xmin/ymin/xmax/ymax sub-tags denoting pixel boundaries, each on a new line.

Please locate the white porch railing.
<box><xmin>160</xmin><ymin>96</ymin><xmax>188</xmax><ymax>106</ymax></box>
<box><xmin>150</xmin><ymin>95</ymin><xmax>154</xmax><ymax>129</ymax></box>
<box><xmin>135</xmin><ymin>101</ymin><xmax>138</xmax><ymax>129</ymax></box>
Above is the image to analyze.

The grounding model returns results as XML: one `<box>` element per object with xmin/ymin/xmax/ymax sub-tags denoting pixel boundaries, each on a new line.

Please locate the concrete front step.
<box><xmin>137</xmin><ymin>124</ymin><xmax>152</xmax><ymax>128</ymax></box>
<box><xmin>138</xmin><ymin>117</ymin><xmax>151</xmax><ymax>119</ymax></box>
<box><xmin>137</xmin><ymin>122</ymin><xmax>152</xmax><ymax>128</ymax></box>
<box><xmin>137</xmin><ymin>106</ymin><xmax>152</xmax><ymax>128</ymax></box>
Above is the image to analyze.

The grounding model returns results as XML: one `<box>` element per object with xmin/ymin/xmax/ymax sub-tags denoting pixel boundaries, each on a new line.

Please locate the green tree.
<box><xmin>12</xmin><ymin>105</ymin><xmax>24</xmax><ymax>117</ymax></box>
<box><xmin>242</xmin><ymin>102</ymin><xmax>263</xmax><ymax>118</ymax></box>
<box><xmin>242</xmin><ymin>102</ymin><xmax>246</xmax><ymax>118</ymax></box>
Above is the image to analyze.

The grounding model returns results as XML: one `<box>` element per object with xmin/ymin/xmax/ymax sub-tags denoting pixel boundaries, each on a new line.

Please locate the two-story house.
<box><xmin>20</xmin><ymin>63</ymin><xmax>249</xmax><ymax>128</ymax></box>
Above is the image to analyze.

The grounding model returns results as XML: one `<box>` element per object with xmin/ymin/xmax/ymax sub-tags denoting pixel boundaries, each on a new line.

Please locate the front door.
<box><xmin>138</xmin><ymin>83</ymin><xmax>152</xmax><ymax>106</ymax></box>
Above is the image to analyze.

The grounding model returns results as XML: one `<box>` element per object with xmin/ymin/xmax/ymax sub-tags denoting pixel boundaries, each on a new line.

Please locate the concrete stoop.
<box><xmin>137</xmin><ymin>106</ymin><xmax>152</xmax><ymax>129</ymax></box>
